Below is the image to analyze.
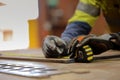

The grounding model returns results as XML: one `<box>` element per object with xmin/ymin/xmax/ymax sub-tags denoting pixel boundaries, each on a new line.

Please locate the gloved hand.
<box><xmin>68</xmin><ymin>35</ymin><xmax>94</xmax><ymax>63</ymax></box>
<box><xmin>68</xmin><ymin>34</ymin><xmax>114</xmax><ymax>62</ymax></box>
<box><xmin>72</xmin><ymin>34</ymin><xmax>114</xmax><ymax>53</ymax></box>
<box><xmin>42</xmin><ymin>35</ymin><xmax>68</xmax><ymax>58</ymax></box>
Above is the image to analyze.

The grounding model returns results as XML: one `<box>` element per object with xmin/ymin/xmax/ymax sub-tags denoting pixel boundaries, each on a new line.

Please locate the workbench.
<box><xmin>0</xmin><ymin>49</ymin><xmax>120</xmax><ymax>80</ymax></box>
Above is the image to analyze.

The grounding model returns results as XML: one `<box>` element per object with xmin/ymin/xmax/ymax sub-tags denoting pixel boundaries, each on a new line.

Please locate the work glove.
<box><xmin>68</xmin><ymin>34</ymin><xmax>114</xmax><ymax>62</ymax></box>
<box><xmin>42</xmin><ymin>35</ymin><xmax>68</xmax><ymax>58</ymax></box>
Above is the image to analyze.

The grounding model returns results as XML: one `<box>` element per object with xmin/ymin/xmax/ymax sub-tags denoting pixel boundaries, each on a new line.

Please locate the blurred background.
<box><xmin>0</xmin><ymin>0</ymin><xmax>108</xmax><ymax>51</ymax></box>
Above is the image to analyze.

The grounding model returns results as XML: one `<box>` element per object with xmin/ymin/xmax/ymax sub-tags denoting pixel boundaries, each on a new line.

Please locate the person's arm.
<box><xmin>61</xmin><ymin>21</ymin><xmax>91</xmax><ymax>44</ymax></box>
<box><xmin>61</xmin><ymin>0</ymin><xmax>100</xmax><ymax>43</ymax></box>
<box><xmin>42</xmin><ymin>0</ymin><xmax>101</xmax><ymax>59</ymax></box>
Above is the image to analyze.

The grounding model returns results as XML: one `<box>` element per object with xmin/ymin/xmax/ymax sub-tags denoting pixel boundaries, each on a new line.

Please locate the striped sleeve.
<box><xmin>68</xmin><ymin>0</ymin><xmax>100</xmax><ymax>27</ymax></box>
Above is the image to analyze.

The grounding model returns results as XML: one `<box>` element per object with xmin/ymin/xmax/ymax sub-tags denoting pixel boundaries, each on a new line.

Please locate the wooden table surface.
<box><xmin>0</xmin><ymin>49</ymin><xmax>120</xmax><ymax>80</ymax></box>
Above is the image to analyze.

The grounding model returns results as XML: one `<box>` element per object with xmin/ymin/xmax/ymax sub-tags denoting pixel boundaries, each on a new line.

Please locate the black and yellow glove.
<box><xmin>68</xmin><ymin>35</ymin><xmax>95</xmax><ymax>63</ymax></box>
<box><xmin>68</xmin><ymin>34</ymin><xmax>114</xmax><ymax>63</ymax></box>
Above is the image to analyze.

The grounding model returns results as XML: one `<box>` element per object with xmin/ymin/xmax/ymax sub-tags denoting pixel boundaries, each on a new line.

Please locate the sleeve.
<box><xmin>61</xmin><ymin>0</ymin><xmax>100</xmax><ymax>44</ymax></box>
<box><xmin>61</xmin><ymin>22</ymin><xmax>91</xmax><ymax>44</ymax></box>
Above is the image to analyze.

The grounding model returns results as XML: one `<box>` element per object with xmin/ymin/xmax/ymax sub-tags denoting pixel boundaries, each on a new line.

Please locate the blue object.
<box><xmin>61</xmin><ymin>21</ymin><xmax>91</xmax><ymax>44</ymax></box>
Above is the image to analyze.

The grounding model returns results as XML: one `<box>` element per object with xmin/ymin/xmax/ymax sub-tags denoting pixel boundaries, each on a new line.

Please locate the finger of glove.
<box><xmin>76</xmin><ymin>37</ymin><xmax>91</xmax><ymax>47</ymax></box>
<box><xmin>53</xmin><ymin>36</ymin><xmax>67</xmax><ymax>54</ymax></box>
<box><xmin>44</xmin><ymin>45</ymin><xmax>60</xmax><ymax>58</ymax></box>
<box><xmin>54</xmin><ymin>37</ymin><xmax>66</xmax><ymax>47</ymax></box>
<box><xmin>44</xmin><ymin>36</ymin><xmax>56</xmax><ymax>51</ymax></box>
<box><xmin>47</xmin><ymin>40</ymin><xmax>63</xmax><ymax>54</ymax></box>
<box><xmin>68</xmin><ymin>38</ymin><xmax>78</xmax><ymax>54</ymax></box>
